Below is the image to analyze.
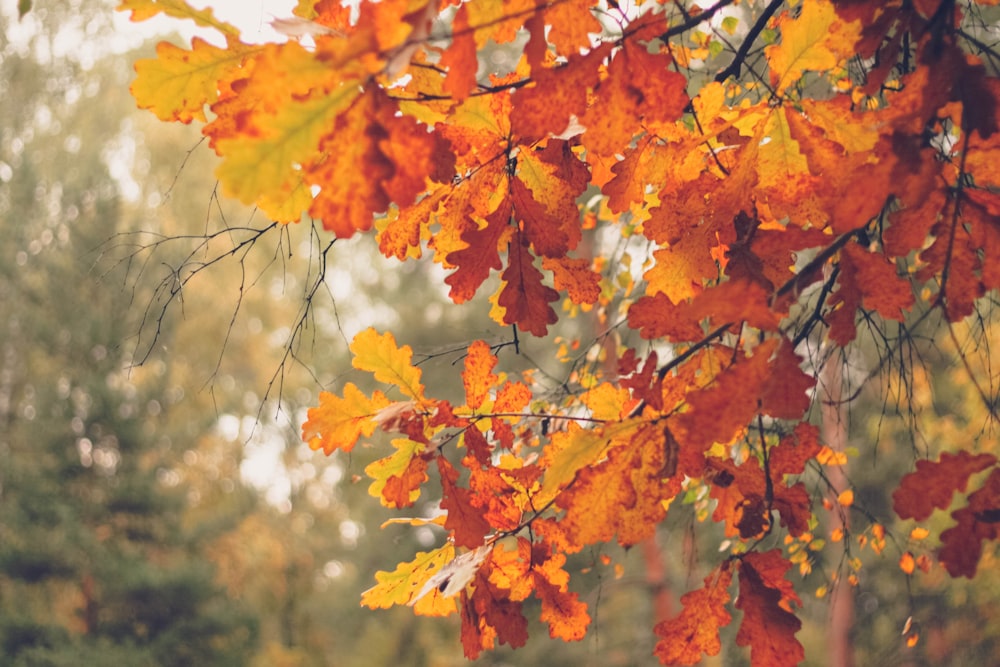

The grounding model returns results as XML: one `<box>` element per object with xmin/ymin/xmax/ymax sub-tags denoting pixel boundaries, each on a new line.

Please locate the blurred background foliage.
<box><xmin>1</xmin><ymin>1</ymin><xmax>999</xmax><ymax>665</ymax></box>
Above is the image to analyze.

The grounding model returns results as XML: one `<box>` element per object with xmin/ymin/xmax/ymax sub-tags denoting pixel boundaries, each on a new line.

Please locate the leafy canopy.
<box><xmin>122</xmin><ymin>0</ymin><xmax>1000</xmax><ymax>664</ymax></box>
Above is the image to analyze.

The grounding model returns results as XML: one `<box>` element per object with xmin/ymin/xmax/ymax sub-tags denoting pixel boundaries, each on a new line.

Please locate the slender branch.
<box><xmin>714</xmin><ymin>0</ymin><xmax>784</xmax><ymax>83</ymax></box>
<box><xmin>658</xmin><ymin>0</ymin><xmax>738</xmax><ymax>42</ymax></box>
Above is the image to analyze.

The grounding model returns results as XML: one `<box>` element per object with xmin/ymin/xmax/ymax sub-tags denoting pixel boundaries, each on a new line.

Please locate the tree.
<box><xmin>118</xmin><ymin>0</ymin><xmax>1000</xmax><ymax>665</ymax></box>
<box><xmin>0</xmin><ymin>4</ymin><xmax>262</xmax><ymax>664</ymax></box>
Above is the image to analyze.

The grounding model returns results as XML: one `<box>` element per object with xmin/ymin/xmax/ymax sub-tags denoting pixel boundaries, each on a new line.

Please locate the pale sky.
<box><xmin>116</xmin><ymin>0</ymin><xmax>299</xmax><ymax>45</ymax></box>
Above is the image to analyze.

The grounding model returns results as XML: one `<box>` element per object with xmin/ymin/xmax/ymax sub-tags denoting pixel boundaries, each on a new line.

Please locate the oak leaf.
<box><xmin>497</xmin><ymin>234</ymin><xmax>560</xmax><ymax>336</ymax></box>
<box><xmin>118</xmin><ymin>0</ymin><xmax>240</xmax><ymax>35</ymax></box>
<box><xmin>892</xmin><ymin>451</ymin><xmax>997</xmax><ymax>522</ymax></box>
<box><xmin>766</xmin><ymin>0</ymin><xmax>861</xmax><ymax>95</ymax></box>
<box><xmin>302</xmin><ymin>383</ymin><xmax>390</xmax><ymax>454</ymax></box>
<box><xmin>351</xmin><ymin>327</ymin><xmax>426</xmax><ymax>402</ymax></box>
<box><xmin>939</xmin><ymin>467</ymin><xmax>1000</xmax><ymax>578</ymax></box>
<box><xmin>532</xmin><ymin>553</ymin><xmax>590</xmax><ymax>642</ymax></box>
<box><xmin>654</xmin><ymin>564</ymin><xmax>734</xmax><ymax>665</ymax></box>
<box><xmin>556</xmin><ymin>424</ymin><xmax>675</xmax><ymax>550</ymax></box>
<box><xmin>736</xmin><ymin>551</ymin><xmax>805</xmax><ymax>667</ymax></box>
<box><xmin>361</xmin><ymin>544</ymin><xmax>457</xmax><ymax>616</ymax></box>
<box><xmin>438</xmin><ymin>456</ymin><xmax>492</xmax><ymax>548</ymax></box>
<box><xmin>131</xmin><ymin>38</ymin><xmax>256</xmax><ymax>123</ymax></box>
<box><xmin>462</xmin><ymin>340</ymin><xmax>499</xmax><ymax>411</ymax></box>
<box><xmin>366</xmin><ymin>438</ymin><xmax>428</xmax><ymax>508</ymax></box>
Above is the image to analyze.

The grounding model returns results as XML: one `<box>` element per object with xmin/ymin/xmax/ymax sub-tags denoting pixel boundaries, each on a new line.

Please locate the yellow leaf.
<box><xmin>131</xmin><ymin>38</ymin><xmax>258</xmax><ymax>123</ymax></box>
<box><xmin>837</xmin><ymin>489</ymin><xmax>854</xmax><ymax>507</ymax></box>
<box><xmin>117</xmin><ymin>0</ymin><xmax>240</xmax><ymax>36</ymax></box>
<box><xmin>765</xmin><ymin>0</ymin><xmax>861</xmax><ymax>95</ymax></box>
<box><xmin>350</xmin><ymin>328</ymin><xmax>426</xmax><ymax>401</ymax></box>
<box><xmin>361</xmin><ymin>545</ymin><xmax>457</xmax><ymax>617</ymax></box>
<box><xmin>758</xmin><ymin>107</ymin><xmax>809</xmax><ymax>188</ymax></box>
<box><xmin>541</xmin><ymin>420</ymin><xmax>641</xmax><ymax>497</ymax></box>
<box><xmin>581</xmin><ymin>383</ymin><xmax>632</xmax><ymax>421</ymax></box>
<box><xmin>215</xmin><ymin>85</ymin><xmax>361</xmax><ymax>213</ymax></box>
<box><xmin>255</xmin><ymin>173</ymin><xmax>313</xmax><ymax>224</ymax></box>
<box><xmin>910</xmin><ymin>527</ymin><xmax>930</xmax><ymax>541</ymax></box>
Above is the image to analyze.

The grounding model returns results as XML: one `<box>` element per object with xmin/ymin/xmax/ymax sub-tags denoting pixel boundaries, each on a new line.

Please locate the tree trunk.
<box><xmin>822</xmin><ymin>356</ymin><xmax>854</xmax><ymax>667</ymax></box>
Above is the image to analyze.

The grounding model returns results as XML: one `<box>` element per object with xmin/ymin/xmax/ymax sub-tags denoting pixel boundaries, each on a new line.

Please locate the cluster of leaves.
<box><xmin>122</xmin><ymin>0</ymin><xmax>1000</xmax><ymax>664</ymax></box>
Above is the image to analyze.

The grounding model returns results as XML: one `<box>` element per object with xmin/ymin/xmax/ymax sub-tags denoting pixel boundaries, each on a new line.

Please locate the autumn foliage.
<box><xmin>122</xmin><ymin>0</ymin><xmax>1000</xmax><ymax>664</ymax></box>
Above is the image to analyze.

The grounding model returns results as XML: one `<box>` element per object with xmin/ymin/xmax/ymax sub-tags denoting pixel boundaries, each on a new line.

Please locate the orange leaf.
<box><xmin>675</xmin><ymin>340</ymin><xmax>779</xmax><ymax>452</ymax></box>
<box><xmin>899</xmin><ymin>551</ymin><xmax>916</xmax><ymax>575</ymax></box>
<box><xmin>542</xmin><ymin>256</ymin><xmax>601</xmax><ymax>305</ymax></box>
<box><xmin>302</xmin><ymin>383</ymin><xmax>390</xmax><ymax>454</ymax></box>
<box><xmin>654</xmin><ymin>564</ymin><xmax>734</xmax><ymax>665</ymax></box>
<box><xmin>462</xmin><ymin>340</ymin><xmax>499</xmax><ymax>411</ymax></box>
<box><xmin>366</xmin><ymin>438</ymin><xmax>427</xmax><ymax>508</ymax></box>
<box><xmin>628</xmin><ymin>293</ymin><xmax>704</xmax><ymax>342</ymax></box>
<box><xmin>440</xmin><ymin>4</ymin><xmax>478</xmax><ymax>101</ymax></box>
<box><xmin>532</xmin><ymin>553</ymin><xmax>590</xmax><ymax>642</ymax></box>
<box><xmin>580</xmin><ymin>40</ymin><xmax>688</xmax><ymax>157</ymax></box>
<box><xmin>487</xmin><ymin>538</ymin><xmax>534</xmax><ymax>602</ymax></box>
<box><xmin>307</xmin><ymin>88</ymin><xmax>455</xmax><ymax>237</ymax></box>
<box><xmin>556</xmin><ymin>424</ymin><xmax>675</xmax><ymax>549</ymax></box>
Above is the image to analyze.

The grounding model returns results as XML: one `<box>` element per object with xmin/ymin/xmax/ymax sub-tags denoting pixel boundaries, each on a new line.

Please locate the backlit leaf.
<box><xmin>131</xmin><ymin>38</ymin><xmax>257</xmax><ymax>123</ymax></box>
<box><xmin>302</xmin><ymin>383</ymin><xmax>390</xmax><ymax>454</ymax></box>
<box><xmin>351</xmin><ymin>327</ymin><xmax>426</xmax><ymax>402</ymax></box>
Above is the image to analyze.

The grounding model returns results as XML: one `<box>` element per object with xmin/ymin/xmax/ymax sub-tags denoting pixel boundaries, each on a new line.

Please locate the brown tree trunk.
<box><xmin>640</xmin><ymin>532</ymin><xmax>673</xmax><ymax>623</ymax></box>
<box><xmin>822</xmin><ymin>356</ymin><xmax>855</xmax><ymax>667</ymax></box>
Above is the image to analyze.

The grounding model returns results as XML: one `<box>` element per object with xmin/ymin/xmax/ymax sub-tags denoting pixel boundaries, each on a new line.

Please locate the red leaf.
<box><xmin>675</xmin><ymin>340</ymin><xmax>779</xmax><ymax>452</ymax></box>
<box><xmin>498</xmin><ymin>234</ymin><xmax>559</xmax><ymax>336</ymax></box>
<box><xmin>438</xmin><ymin>457</ymin><xmax>491</xmax><ymax>548</ymax></box>
<box><xmin>940</xmin><ymin>467</ymin><xmax>1000</xmax><ymax>578</ymax></box>
<box><xmin>892</xmin><ymin>451</ymin><xmax>997</xmax><ymax>521</ymax></box>
<box><xmin>759</xmin><ymin>342</ymin><xmax>814</xmax><ymax>420</ymax></box>
<box><xmin>736</xmin><ymin>552</ymin><xmax>804</xmax><ymax>667</ymax></box>
<box><xmin>769</xmin><ymin>423</ymin><xmax>822</xmax><ymax>476</ymax></box>
<box><xmin>628</xmin><ymin>293</ymin><xmax>703</xmax><ymax>341</ymax></box>
<box><xmin>445</xmin><ymin>201</ymin><xmax>511</xmax><ymax>303</ymax></box>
